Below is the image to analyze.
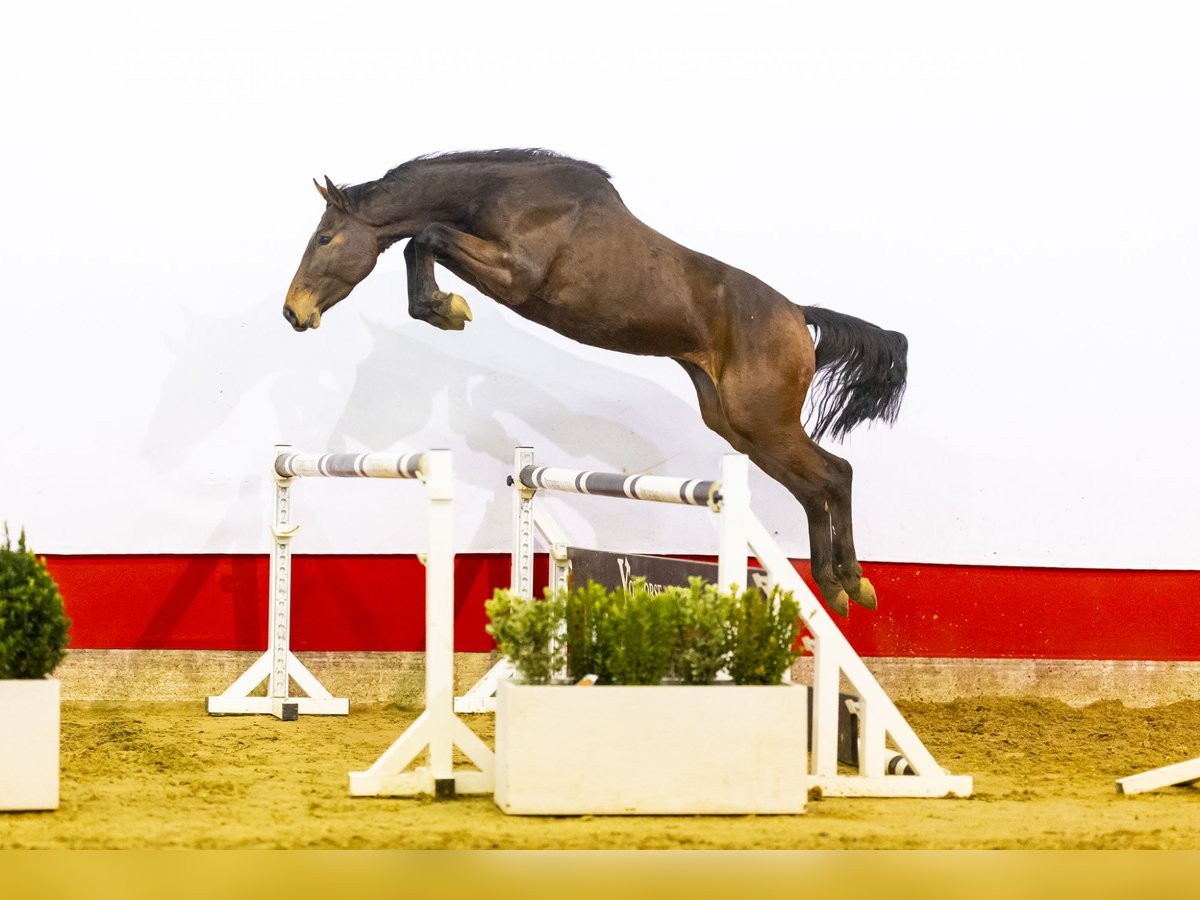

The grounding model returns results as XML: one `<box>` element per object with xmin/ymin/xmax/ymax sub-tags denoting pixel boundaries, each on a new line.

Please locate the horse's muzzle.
<box><xmin>282</xmin><ymin>304</ymin><xmax>318</xmax><ymax>332</ymax></box>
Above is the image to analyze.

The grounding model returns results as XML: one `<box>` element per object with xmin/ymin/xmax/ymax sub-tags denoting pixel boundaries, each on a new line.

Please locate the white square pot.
<box><xmin>0</xmin><ymin>678</ymin><xmax>60</xmax><ymax>811</ymax></box>
<box><xmin>495</xmin><ymin>680</ymin><xmax>807</xmax><ymax>815</ymax></box>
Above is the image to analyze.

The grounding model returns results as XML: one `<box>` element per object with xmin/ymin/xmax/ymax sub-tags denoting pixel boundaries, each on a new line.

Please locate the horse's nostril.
<box><xmin>283</xmin><ymin>305</ymin><xmax>299</xmax><ymax>327</ymax></box>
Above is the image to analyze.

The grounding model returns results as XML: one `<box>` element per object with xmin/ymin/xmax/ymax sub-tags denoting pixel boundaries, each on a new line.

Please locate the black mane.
<box><xmin>380</xmin><ymin>149</ymin><xmax>611</xmax><ymax>185</ymax></box>
<box><xmin>344</xmin><ymin>149</ymin><xmax>611</xmax><ymax>211</ymax></box>
<box><xmin>392</xmin><ymin>148</ymin><xmax>610</xmax><ymax>180</ymax></box>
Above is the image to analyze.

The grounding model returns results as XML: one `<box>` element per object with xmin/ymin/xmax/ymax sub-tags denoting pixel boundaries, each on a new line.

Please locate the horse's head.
<box><xmin>283</xmin><ymin>177</ymin><xmax>379</xmax><ymax>332</ymax></box>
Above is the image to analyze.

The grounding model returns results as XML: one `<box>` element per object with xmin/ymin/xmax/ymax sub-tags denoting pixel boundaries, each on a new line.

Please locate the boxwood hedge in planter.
<box><xmin>487</xmin><ymin>576</ymin><xmax>802</xmax><ymax>686</ymax></box>
<box><xmin>0</xmin><ymin>526</ymin><xmax>70</xmax><ymax>680</ymax></box>
<box><xmin>489</xmin><ymin>577</ymin><xmax>809</xmax><ymax>815</ymax></box>
<box><xmin>1</xmin><ymin>526</ymin><xmax>71</xmax><ymax>811</ymax></box>
<box><xmin>484</xmin><ymin>587</ymin><xmax>566</xmax><ymax>685</ymax></box>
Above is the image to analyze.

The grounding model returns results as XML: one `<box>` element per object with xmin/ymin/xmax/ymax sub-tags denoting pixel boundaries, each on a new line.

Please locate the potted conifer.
<box><xmin>0</xmin><ymin>526</ymin><xmax>70</xmax><ymax>811</ymax></box>
<box><xmin>487</xmin><ymin>578</ymin><xmax>808</xmax><ymax>815</ymax></box>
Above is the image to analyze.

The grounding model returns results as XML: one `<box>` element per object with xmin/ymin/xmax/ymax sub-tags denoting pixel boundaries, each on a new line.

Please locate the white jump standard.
<box><xmin>463</xmin><ymin>446</ymin><xmax>973</xmax><ymax>800</ymax></box>
<box><xmin>204</xmin><ymin>446</ymin><xmax>399</xmax><ymax>719</ymax></box>
<box><xmin>204</xmin><ymin>444</ymin><xmax>494</xmax><ymax>796</ymax></box>
<box><xmin>345</xmin><ymin>448</ymin><xmax>494</xmax><ymax>797</ymax></box>
<box><xmin>206</xmin><ymin>449</ymin><xmax>425</xmax><ymax>719</ymax></box>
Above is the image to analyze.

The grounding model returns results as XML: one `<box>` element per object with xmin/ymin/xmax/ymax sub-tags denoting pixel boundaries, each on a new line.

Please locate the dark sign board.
<box><xmin>566</xmin><ymin>547</ymin><xmax>769</xmax><ymax>594</ymax></box>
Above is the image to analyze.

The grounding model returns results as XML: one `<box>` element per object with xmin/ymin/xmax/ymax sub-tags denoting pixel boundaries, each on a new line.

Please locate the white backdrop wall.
<box><xmin>2</xmin><ymin>1</ymin><xmax>1197</xmax><ymax>567</ymax></box>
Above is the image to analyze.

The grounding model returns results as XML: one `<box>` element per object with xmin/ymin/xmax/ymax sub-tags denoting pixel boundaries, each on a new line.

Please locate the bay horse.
<box><xmin>283</xmin><ymin>149</ymin><xmax>907</xmax><ymax>616</ymax></box>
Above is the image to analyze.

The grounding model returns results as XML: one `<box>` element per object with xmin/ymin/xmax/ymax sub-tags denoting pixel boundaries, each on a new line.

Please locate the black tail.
<box><xmin>801</xmin><ymin>306</ymin><xmax>908</xmax><ymax>443</ymax></box>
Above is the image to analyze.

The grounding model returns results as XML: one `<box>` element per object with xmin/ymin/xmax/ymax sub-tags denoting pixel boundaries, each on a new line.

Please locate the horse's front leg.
<box><xmin>403</xmin><ymin>223</ymin><xmax>524</xmax><ymax>330</ymax></box>
<box><xmin>403</xmin><ymin>233</ymin><xmax>473</xmax><ymax>331</ymax></box>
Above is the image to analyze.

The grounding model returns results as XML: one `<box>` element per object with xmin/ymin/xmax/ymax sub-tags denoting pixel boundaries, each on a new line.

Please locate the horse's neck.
<box><xmin>361</xmin><ymin>165</ymin><xmax>481</xmax><ymax>246</ymax></box>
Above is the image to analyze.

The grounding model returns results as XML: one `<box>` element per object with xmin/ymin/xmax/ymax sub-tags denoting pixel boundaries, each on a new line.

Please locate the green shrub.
<box><xmin>564</xmin><ymin>579</ymin><xmax>608</xmax><ymax>683</ymax></box>
<box><xmin>726</xmin><ymin>585</ymin><xmax>802</xmax><ymax>685</ymax></box>
<box><xmin>0</xmin><ymin>526</ymin><xmax>71</xmax><ymax>679</ymax></box>
<box><xmin>492</xmin><ymin>577</ymin><xmax>803</xmax><ymax>687</ymax></box>
<box><xmin>592</xmin><ymin>579</ymin><xmax>679</xmax><ymax>686</ymax></box>
<box><xmin>672</xmin><ymin>577</ymin><xmax>732</xmax><ymax>684</ymax></box>
<box><xmin>484</xmin><ymin>588</ymin><xmax>565</xmax><ymax>684</ymax></box>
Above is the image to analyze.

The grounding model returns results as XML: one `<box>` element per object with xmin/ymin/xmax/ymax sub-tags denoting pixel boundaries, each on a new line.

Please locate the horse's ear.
<box><xmin>323</xmin><ymin>175</ymin><xmax>341</xmax><ymax>207</ymax></box>
<box><xmin>322</xmin><ymin>175</ymin><xmax>355</xmax><ymax>213</ymax></box>
<box><xmin>314</xmin><ymin>175</ymin><xmax>356</xmax><ymax>213</ymax></box>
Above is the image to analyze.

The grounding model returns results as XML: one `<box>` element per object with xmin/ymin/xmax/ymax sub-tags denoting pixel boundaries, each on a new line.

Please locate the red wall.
<box><xmin>41</xmin><ymin>554</ymin><xmax>1200</xmax><ymax>660</ymax></box>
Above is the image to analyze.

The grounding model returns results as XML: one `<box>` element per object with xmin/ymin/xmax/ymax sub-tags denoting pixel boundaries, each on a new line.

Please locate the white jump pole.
<box><xmin>1118</xmin><ymin>757</ymin><xmax>1200</xmax><ymax>795</ymax></box>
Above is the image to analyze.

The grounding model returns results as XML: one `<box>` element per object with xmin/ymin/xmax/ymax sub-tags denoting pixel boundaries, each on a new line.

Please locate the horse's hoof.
<box><xmin>825</xmin><ymin>589</ymin><xmax>850</xmax><ymax>617</ymax></box>
<box><xmin>432</xmin><ymin>290</ymin><xmax>473</xmax><ymax>329</ymax></box>
<box><xmin>850</xmin><ymin>577</ymin><xmax>877</xmax><ymax>610</ymax></box>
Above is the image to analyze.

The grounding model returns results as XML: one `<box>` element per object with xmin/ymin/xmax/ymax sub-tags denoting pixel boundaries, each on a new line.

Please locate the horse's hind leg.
<box><xmin>403</xmin><ymin>223</ymin><xmax>527</xmax><ymax>330</ymax></box>
<box><xmin>751</xmin><ymin>435</ymin><xmax>873</xmax><ymax>614</ymax></box>
<box><xmin>805</xmin><ymin>442</ymin><xmax>876</xmax><ymax>611</ymax></box>
<box><xmin>678</xmin><ymin>360</ymin><xmax>863</xmax><ymax>615</ymax></box>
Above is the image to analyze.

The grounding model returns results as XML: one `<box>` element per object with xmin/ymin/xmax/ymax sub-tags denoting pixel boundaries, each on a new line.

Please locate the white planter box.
<box><xmin>495</xmin><ymin>680</ymin><xmax>807</xmax><ymax>815</ymax></box>
<box><xmin>0</xmin><ymin>678</ymin><xmax>60</xmax><ymax>811</ymax></box>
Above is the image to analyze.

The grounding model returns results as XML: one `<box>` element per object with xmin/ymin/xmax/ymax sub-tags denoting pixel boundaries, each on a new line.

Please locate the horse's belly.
<box><xmin>512</xmin><ymin>295</ymin><xmax>700</xmax><ymax>358</ymax></box>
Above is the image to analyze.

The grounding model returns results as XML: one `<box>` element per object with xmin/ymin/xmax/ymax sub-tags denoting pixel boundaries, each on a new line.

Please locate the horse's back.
<box><xmin>458</xmin><ymin>159</ymin><xmax>807</xmax><ymax>365</ymax></box>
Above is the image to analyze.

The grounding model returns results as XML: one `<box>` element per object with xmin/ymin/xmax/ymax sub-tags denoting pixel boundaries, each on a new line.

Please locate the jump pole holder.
<box><xmin>458</xmin><ymin>446</ymin><xmax>973</xmax><ymax>799</ymax></box>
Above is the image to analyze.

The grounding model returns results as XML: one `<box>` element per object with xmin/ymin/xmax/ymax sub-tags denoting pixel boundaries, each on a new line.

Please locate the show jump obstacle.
<box><xmin>459</xmin><ymin>447</ymin><xmax>973</xmax><ymax>799</ymax></box>
<box><xmin>205</xmin><ymin>446</ymin><xmax>430</xmax><ymax>719</ymax></box>
<box><xmin>204</xmin><ymin>446</ymin><xmax>384</xmax><ymax>719</ymax></box>
<box><xmin>205</xmin><ymin>445</ymin><xmax>493</xmax><ymax>800</ymax></box>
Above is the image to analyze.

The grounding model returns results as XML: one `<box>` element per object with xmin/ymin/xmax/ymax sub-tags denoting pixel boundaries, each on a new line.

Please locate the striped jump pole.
<box><xmin>512</xmin><ymin>449</ymin><xmax>750</xmax><ymax>599</ymax></box>
<box><xmin>516</xmin><ymin>464</ymin><xmax>720</xmax><ymax>508</ymax></box>
<box><xmin>274</xmin><ymin>450</ymin><xmax>425</xmax><ymax>480</ymax></box>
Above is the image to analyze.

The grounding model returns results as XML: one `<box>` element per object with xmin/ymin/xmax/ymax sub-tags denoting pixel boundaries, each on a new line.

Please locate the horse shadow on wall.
<box><xmin>142</xmin><ymin>298</ymin><xmax>350</xmax><ymax>471</ymax></box>
<box><xmin>326</xmin><ymin>300</ymin><xmax>726</xmax><ymax>548</ymax></box>
<box><xmin>142</xmin><ymin>287</ymin><xmax>724</xmax><ymax>551</ymax></box>
<box><xmin>327</xmin><ymin>307</ymin><xmax>709</xmax><ymax>458</ymax></box>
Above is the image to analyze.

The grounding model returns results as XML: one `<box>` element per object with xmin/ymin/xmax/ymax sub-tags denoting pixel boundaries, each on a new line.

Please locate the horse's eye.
<box><xmin>318</xmin><ymin>235</ymin><xmax>333</xmax><ymax>246</ymax></box>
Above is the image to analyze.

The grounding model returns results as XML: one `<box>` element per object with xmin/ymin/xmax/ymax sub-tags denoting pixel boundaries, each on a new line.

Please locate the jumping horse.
<box><xmin>283</xmin><ymin>150</ymin><xmax>907</xmax><ymax>615</ymax></box>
